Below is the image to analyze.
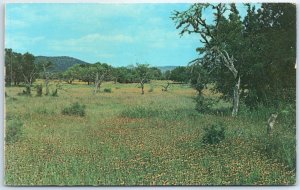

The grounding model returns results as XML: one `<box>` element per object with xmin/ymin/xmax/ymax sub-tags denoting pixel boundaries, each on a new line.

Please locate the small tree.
<box><xmin>38</xmin><ymin>60</ymin><xmax>54</xmax><ymax>95</ymax></box>
<box><xmin>20</xmin><ymin>52</ymin><xmax>39</xmax><ymax>94</ymax></box>
<box><xmin>134</xmin><ymin>64</ymin><xmax>153</xmax><ymax>95</ymax></box>
<box><xmin>91</xmin><ymin>63</ymin><xmax>112</xmax><ymax>94</ymax></box>
<box><xmin>63</xmin><ymin>64</ymin><xmax>81</xmax><ymax>84</ymax></box>
<box><xmin>161</xmin><ymin>81</ymin><xmax>171</xmax><ymax>91</ymax></box>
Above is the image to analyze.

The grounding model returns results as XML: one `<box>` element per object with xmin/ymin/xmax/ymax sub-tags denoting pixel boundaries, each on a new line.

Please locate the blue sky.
<box><xmin>5</xmin><ymin>3</ymin><xmax>249</xmax><ymax>67</ymax></box>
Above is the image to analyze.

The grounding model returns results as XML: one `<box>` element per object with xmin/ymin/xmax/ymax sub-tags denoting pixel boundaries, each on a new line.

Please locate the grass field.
<box><xmin>4</xmin><ymin>80</ymin><xmax>296</xmax><ymax>185</ymax></box>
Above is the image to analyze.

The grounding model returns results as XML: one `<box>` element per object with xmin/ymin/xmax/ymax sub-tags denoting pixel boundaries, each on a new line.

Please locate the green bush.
<box><xmin>202</xmin><ymin>123</ymin><xmax>225</xmax><ymax>144</ymax></box>
<box><xmin>262</xmin><ymin>133</ymin><xmax>296</xmax><ymax>170</ymax></box>
<box><xmin>195</xmin><ymin>95</ymin><xmax>216</xmax><ymax>113</ymax></box>
<box><xmin>62</xmin><ymin>102</ymin><xmax>86</xmax><ymax>117</ymax></box>
<box><xmin>51</xmin><ymin>89</ymin><xmax>58</xmax><ymax>97</ymax></box>
<box><xmin>6</xmin><ymin>117</ymin><xmax>24</xmax><ymax>144</ymax></box>
<box><xmin>17</xmin><ymin>86</ymin><xmax>31</xmax><ymax>96</ymax></box>
<box><xmin>104</xmin><ymin>88</ymin><xmax>112</xmax><ymax>93</ymax></box>
<box><xmin>148</xmin><ymin>87</ymin><xmax>154</xmax><ymax>92</ymax></box>
<box><xmin>36</xmin><ymin>84</ymin><xmax>43</xmax><ymax>97</ymax></box>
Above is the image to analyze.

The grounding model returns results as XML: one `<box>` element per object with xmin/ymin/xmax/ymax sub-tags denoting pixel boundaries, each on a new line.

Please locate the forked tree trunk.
<box><xmin>162</xmin><ymin>82</ymin><xmax>171</xmax><ymax>91</ymax></box>
<box><xmin>94</xmin><ymin>72</ymin><xmax>105</xmax><ymax>94</ymax></box>
<box><xmin>232</xmin><ymin>76</ymin><xmax>240</xmax><ymax>117</ymax></box>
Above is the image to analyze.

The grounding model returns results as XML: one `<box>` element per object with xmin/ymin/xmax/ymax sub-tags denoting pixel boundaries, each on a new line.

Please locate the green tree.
<box><xmin>169</xmin><ymin>66</ymin><xmax>189</xmax><ymax>83</ymax></box>
<box><xmin>91</xmin><ymin>63</ymin><xmax>113</xmax><ymax>93</ymax></box>
<box><xmin>63</xmin><ymin>64</ymin><xmax>82</xmax><ymax>84</ymax></box>
<box><xmin>115</xmin><ymin>67</ymin><xmax>136</xmax><ymax>83</ymax></box>
<box><xmin>5</xmin><ymin>49</ymin><xmax>25</xmax><ymax>86</ymax></box>
<box><xmin>172</xmin><ymin>3</ymin><xmax>296</xmax><ymax>115</ymax></box>
<box><xmin>20</xmin><ymin>52</ymin><xmax>39</xmax><ymax>94</ymax></box>
<box><xmin>135</xmin><ymin>64</ymin><xmax>154</xmax><ymax>95</ymax></box>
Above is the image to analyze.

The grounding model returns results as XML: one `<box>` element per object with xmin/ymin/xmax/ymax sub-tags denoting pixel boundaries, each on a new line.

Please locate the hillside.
<box><xmin>156</xmin><ymin>66</ymin><xmax>177</xmax><ymax>72</ymax></box>
<box><xmin>35</xmin><ymin>56</ymin><xmax>90</xmax><ymax>72</ymax></box>
<box><xmin>35</xmin><ymin>55</ymin><xmax>179</xmax><ymax>73</ymax></box>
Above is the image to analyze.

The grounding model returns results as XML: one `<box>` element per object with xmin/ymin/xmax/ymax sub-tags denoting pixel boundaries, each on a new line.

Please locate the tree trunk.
<box><xmin>94</xmin><ymin>73</ymin><xmax>102</xmax><ymax>93</ymax></box>
<box><xmin>45</xmin><ymin>77</ymin><xmax>49</xmax><ymax>95</ymax></box>
<box><xmin>94</xmin><ymin>73</ymin><xmax>99</xmax><ymax>93</ymax></box>
<box><xmin>232</xmin><ymin>76</ymin><xmax>240</xmax><ymax>117</ymax></box>
<box><xmin>140</xmin><ymin>79</ymin><xmax>144</xmax><ymax>94</ymax></box>
<box><xmin>141</xmin><ymin>83</ymin><xmax>144</xmax><ymax>94</ymax></box>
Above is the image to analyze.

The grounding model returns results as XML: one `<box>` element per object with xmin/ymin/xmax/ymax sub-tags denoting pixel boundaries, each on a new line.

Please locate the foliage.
<box><xmin>262</xmin><ymin>135</ymin><xmax>296</xmax><ymax>170</ymax></box>
<box><xmin>36</xmin><ymin>84</ymin><xmax>43</xmax><ymax>97</ymax></box>
<box><xmin>104</xmin><ymin>88</ymin><xmax>112</xmax><ymax>93</ymax></box>
<box><xmin>51</xmin><ymin>89</ymin><xmax>58</xmax><ymax>97</ymax></box>
<box><xmin>5</xmin><ymin>50</ymin><xmax>39</xmax><ymax>86</ymax></box>
<box><xmin>169</xmin><ymin>66</ymin><xmax>189</xmax><ymax>83</ymax></box>
<box><xmin>202</xmin><ymin>123</ymin><xmax>225</xmax><ymax>144</ymax></box>
<box><xmin>172</xmin><ymin>3</ymin><xmax>296</xmax><ymax>109</ymax></box>
<box><xmin>195</xmin><ymin>95</ymin><xmax>217</xmax><ymax>113</ymax></box>
<box><xmin>62</xmin><ymin>102</ymin><xmax>86</xmax><ymax>117</ymax></box>
<box><xmin>34</xmin><ymin>56</ymin><xmax>90</xmax><ymax>72</ymax></box>
<box><xmin>6</xmin><ymin>116</ymin><xmax>24</xmax><ymax>144</ymax></box>
<box><xmin>17</xmin><ymin>86</ymin><xmax>31</xmax><ymax>96</ymax></box>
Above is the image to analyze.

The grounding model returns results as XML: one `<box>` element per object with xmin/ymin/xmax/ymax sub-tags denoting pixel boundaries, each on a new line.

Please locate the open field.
<box><xmin>5</xmin><ymin>81</ymin><xmax>296</xmax><ymax>185</ymax></box>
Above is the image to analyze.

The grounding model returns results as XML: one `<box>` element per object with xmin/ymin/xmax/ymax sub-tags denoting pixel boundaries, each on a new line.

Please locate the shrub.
<box><xmin>262</xmin><ymin>133</ymin><xmax>296</xmax><ymax>170</ymax></box>
<box><xmin>62</xmin><ymin>102</ymin><xmax>86</xmax><ymax>117</ymax></box>
<box><xmin>36</xmin><ymin>84</ymin><xmax>43</xmax><ymax>96</ymax></box>
<box><xmin>104</xmin><ymin>88</ymin><xmax>112</xmax><ymax>93</ymax></box>
<box><xmin>6</xmin><ymin>117</ymin><xmax>24</xmax><ymax>144</ymax></box>
<box><xmin>148</xmin><ymin>87</ymin><xmax>154</xmax><ymax>92</ymax></box>
<box><xmin>51</xmin><ymin>89</ymin><xmax>58</xmax><ymax>97</ymax></box>
<box><xmin>18</xmin><ymin>86</ymin><xmax>31</xmax><ymax>96</ymax></box>
<box><xmin>202</xmin><ymin>123</ymin><xmax>225</xmax><ymax>144</ymax></box>
<box><xmin>195</xmin><ymin>95</ymin><xmax>219</xmax><ymax>113</ymax></box>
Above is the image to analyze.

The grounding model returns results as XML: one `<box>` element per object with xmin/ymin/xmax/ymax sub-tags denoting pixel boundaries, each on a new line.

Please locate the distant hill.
<box><xmin>156</xmin><ymin>66</ymin><xmax>178</xmax><ymax>73</ymax></box>
<box><xmin>35</xmin><ymin>56</ymin><xmax>90</xmax><ymax>72</ymax></box>
<box><xmin>35</xmin><ymin>55</ymin><xmax>179</xmax><ymax>73</ymax></box>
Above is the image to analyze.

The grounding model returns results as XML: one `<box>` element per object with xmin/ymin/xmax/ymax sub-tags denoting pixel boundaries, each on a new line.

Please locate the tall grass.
<box><xmin>4</xmin><ymin>81</ymin><xmax>296</xmax><ymax>185</ymax></box>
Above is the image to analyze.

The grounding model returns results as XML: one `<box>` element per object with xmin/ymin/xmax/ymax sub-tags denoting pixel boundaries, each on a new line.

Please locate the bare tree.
<box><xmin>94</xmin><ymin>71</ymin><xmax>108</xmax><ymax>93</ymax></box>
<box><xmin>173</xmin><ymin>3</ymin><xmax>241</xmax><ymax>117</ymax></box>
<box><xmin>161</xmin><ymin>81</ymin><xmax>171</xmax><ymax>91</ymax></box>
<box><xmin>211</xmin><ymin>47</ymin><xmax>240</xmax><ymax>116</ymax></box>
<box><xmin>40</xmin><ymin>60</ymin><xmax>54</xmax><ymax>95</ymax></box>
<box><xmin>92</xmin><ymin>63</ymin><xmax>112</xmax><ymax>94</ymax></box>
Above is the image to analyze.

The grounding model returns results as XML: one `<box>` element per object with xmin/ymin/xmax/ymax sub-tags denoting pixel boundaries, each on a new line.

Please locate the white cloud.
<box><xmin>80</xmin><ymin>33</ymin><xmax>134</xmax><ymax>43</ymax></box>
<box><xmin>5</xmin><ymin>35</ymin><xmax>45</xmax><ymax>52</ymax></box>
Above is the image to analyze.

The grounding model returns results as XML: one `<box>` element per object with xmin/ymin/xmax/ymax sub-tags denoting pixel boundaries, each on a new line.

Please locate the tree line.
<box><xmin>172</xmin><ymin>3</ymin><xmax>296</xmax><ymax>115</ymax></box>
<box><xmin>5</xmin><ymin>49</ymin><xmax>193</xmax><ymax>93</ymax></box>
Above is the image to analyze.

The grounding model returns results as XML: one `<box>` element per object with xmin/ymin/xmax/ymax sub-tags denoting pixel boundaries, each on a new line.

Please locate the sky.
<box><xmin>5</xmin><ymin>3</ymin><xmax>249</xmax><ymax>67</ymax></box>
